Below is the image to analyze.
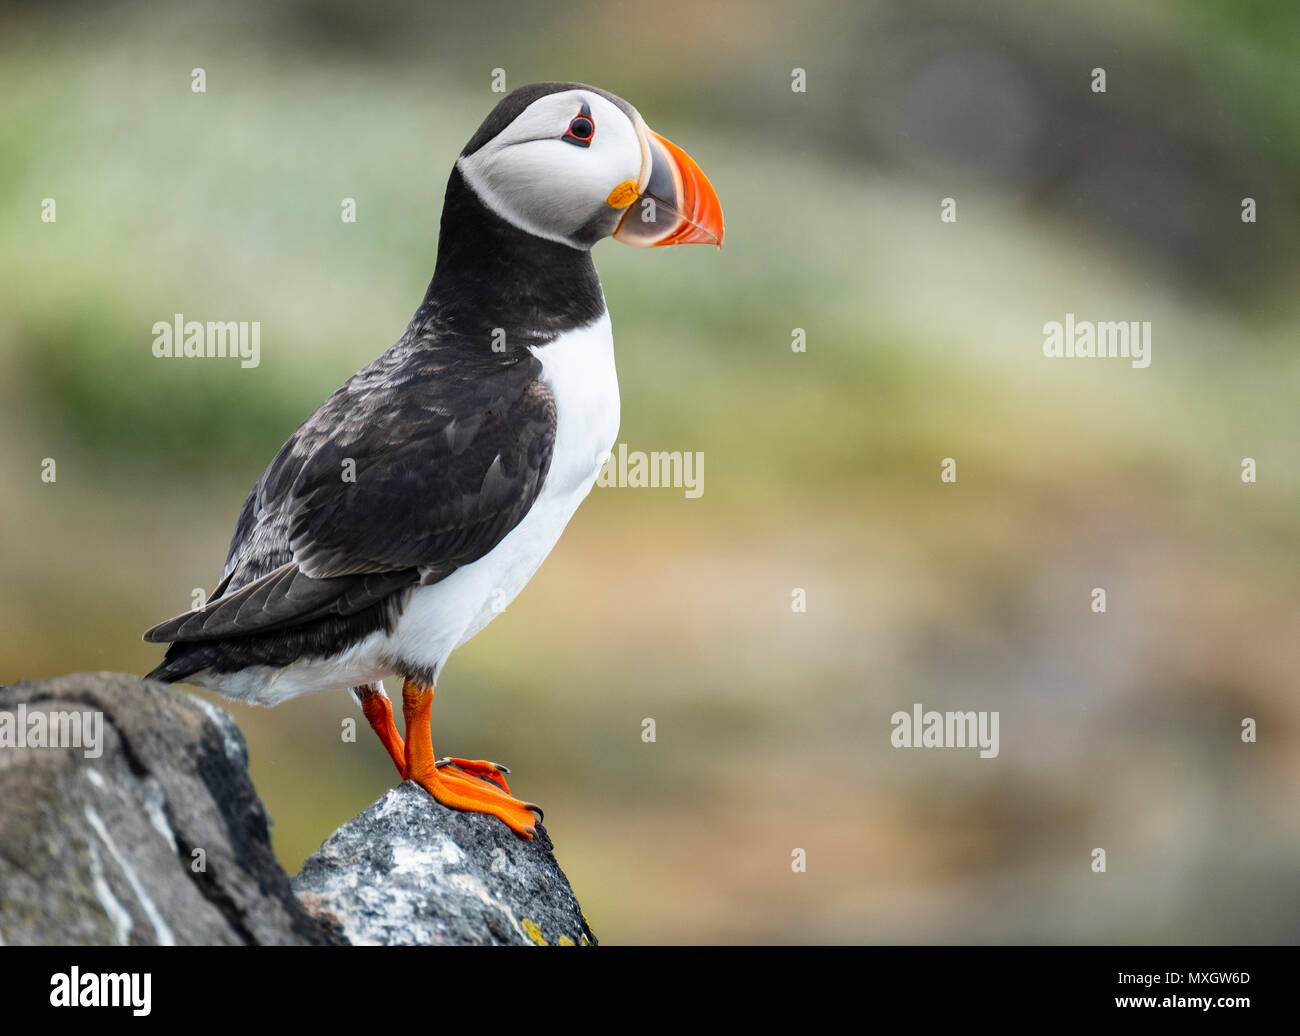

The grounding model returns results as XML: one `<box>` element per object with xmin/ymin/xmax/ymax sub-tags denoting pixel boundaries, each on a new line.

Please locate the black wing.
<box><xmin>143</xmin><ymin>345</ymin><xmax>556</xmax><ymax>646</ymax></box>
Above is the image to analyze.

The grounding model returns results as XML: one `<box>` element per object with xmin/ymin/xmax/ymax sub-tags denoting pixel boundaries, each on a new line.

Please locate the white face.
<box><xmin>457</xmin><ymin>89</ymin><xmax>647</xmax><ymax>249</ymax></box>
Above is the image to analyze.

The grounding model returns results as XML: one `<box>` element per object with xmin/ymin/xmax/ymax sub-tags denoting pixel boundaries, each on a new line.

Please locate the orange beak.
<box><xmin>612</xmin><ymin>123</ymin><xmax>724</xmax><ymax>248</ymax></box>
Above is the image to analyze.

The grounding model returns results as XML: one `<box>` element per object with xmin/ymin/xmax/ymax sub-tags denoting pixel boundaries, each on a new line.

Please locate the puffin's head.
<box><xmin>457</xmin><ymin>82</ymin><xmax>723</xmax><ymax>251</ymax></box>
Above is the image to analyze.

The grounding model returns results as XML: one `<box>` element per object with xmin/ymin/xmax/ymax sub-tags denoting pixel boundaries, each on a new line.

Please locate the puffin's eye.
<box><xmin>562</xmin><ymin>104</ymin><xmax>595</xmax><ymax>148</ymax></box>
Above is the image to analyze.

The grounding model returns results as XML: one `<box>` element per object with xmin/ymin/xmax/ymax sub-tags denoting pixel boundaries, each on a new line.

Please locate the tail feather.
<box><xmin>145</xmin><ymin>643</ymin><xmax>217</xmax><ymax>684</ymax></box>
<box><xmin>141</xmin><ymin>584</ymin><xmax>415</xmax><ymax>684</ymax></box>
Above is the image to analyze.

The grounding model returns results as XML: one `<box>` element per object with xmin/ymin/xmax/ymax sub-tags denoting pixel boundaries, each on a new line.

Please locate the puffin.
<box><xmin>143</xmin><ymin>82</ymin><xmax>723</xmax><ymax>838</ymax></box>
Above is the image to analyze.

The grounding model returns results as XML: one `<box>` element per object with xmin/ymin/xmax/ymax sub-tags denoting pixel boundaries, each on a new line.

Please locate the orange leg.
<box><xmin>354</xmin><ymin>684</ymin><xmax>405</xmax><ymax>776</ymax></box>
<box><xmin>401</xmin><ymin>677</ymin><xmax>540</xmax><ymax>839</ymax></box>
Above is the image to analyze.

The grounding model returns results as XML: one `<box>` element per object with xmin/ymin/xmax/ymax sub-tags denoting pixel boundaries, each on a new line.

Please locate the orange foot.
<box><xmin>402</xmin><ymin>678</ymin><xmax>540</xmax><ymax>839</ymax></box>
<box><xmin>436</xmin><ymin>757</ymin><xmax>515</xmax><ymax>795</ymax></box>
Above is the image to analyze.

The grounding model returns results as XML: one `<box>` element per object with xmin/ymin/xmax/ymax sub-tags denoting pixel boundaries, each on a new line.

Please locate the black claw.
<box><xmin>523</xmin><ymin>802</ymin><xmax>544</xmax><ymax>823</ymax></box>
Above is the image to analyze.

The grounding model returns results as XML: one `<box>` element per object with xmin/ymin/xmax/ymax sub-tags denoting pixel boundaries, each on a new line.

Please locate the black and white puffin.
<box><xmin>143</xmin><ymin>83</ymin><xmax>723</xmax><ymax>837</ymax></box>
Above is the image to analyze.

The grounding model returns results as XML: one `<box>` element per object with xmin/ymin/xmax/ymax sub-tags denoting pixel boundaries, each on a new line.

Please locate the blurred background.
<box><xmin>2</xmin><ymin>0</ymin><xmax>1298</xmax><ymax>943</ymax></box>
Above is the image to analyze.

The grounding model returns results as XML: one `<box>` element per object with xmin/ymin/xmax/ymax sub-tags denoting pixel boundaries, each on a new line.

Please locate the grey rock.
<box><xmin>0</xmin><ymin>672</ymin><xmax>594</xmax><ymax>947</ymax></box>
<box><xmin>0</xmin><ymin>672</ymin><xmax>337</xmax><ymax>945</ymax></box>
<box><xmin>294</xmin><ymin>782</ymin><xmax>597</xmax><ymax>946</ymax></box>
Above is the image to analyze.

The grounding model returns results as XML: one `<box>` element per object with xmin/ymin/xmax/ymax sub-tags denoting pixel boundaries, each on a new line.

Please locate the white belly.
<box><xmin>212</xmin><ymin>312</ymin><xmax>620</xmax><ymax>705</ymax></box>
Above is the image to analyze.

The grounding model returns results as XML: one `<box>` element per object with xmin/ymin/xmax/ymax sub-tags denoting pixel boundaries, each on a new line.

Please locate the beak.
<box><xmin>612</xmin><ymin>122</ymin><xmax>724</xmax><ymax>248</ymax></box>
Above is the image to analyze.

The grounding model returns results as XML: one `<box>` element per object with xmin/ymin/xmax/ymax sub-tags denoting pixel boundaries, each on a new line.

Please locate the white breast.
<box><xmin>402</xmin><ymin>309</ymin><xmax>620</xmax><ymax>657</ymax></box>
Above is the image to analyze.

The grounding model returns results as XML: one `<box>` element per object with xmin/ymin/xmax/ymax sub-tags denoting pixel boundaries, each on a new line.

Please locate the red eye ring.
<box><xmin>562</xmin><ymin>103</ymin><xmax>595</xmax><ymax>148</ymax></box>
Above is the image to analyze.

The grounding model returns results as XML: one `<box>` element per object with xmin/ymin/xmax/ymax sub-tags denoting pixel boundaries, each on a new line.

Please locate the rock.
<box><xmin>293</xmin><ymin>782</ymin><xmax>597</xmax><ymax>946</ymax></box>
<box><xmin>0</xmin><ymin>672</ymin><xmax>594</xmax><ymax>947</ymax></box>
<box><xmin>0</xmin><ymin>672</ymin><xmax>338</xmax><ymax>945</ymax></box>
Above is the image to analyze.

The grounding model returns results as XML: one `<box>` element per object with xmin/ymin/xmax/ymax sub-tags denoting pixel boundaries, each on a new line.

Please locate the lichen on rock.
<box><xmin>293</xmin><ymin>782</ymin><xmax>597</xmax><ymax>946</ymax></box>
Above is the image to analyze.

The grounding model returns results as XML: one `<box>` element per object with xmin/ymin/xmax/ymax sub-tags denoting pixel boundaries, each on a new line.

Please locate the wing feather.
<box><xmin>144</xmin><ymin>346</ymin><xmax>557</xmax><ymax>647</ymax></box>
